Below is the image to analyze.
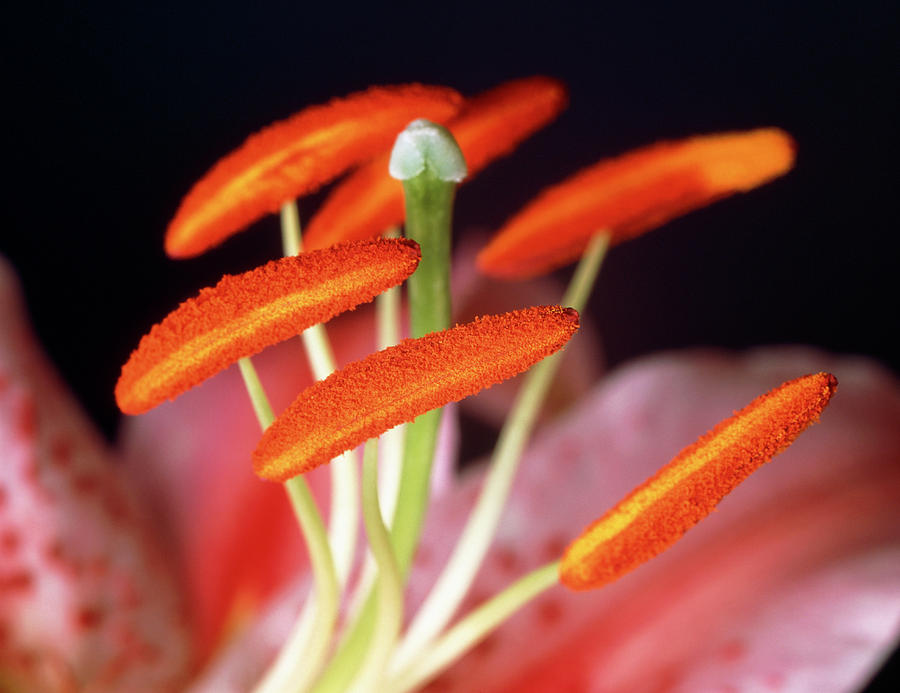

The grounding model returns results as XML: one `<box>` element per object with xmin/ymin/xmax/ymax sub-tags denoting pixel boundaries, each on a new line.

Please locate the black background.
<box><xmin>3</xmin><ymin>2</ymin><xmax>898</xmax><ymax>688</ymax></box>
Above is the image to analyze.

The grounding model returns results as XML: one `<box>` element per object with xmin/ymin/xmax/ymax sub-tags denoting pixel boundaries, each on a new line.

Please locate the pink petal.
<box><xmin>0</xmin><ymin>257</ymin><xmax>192</xmax><ymax>691</ymax></box>
<box><xmin>117</xmin><ymin>308</ymin><xmax>461</xmax><ymax>665</ymax></box>
<box><xmin>117</xmin><ymin>309</ymin><xmax>376</xmax><ymax>661</ymax></box>
<box><xmin>184</xmin><ymin>347</ymin><xmax>899</xmax><ymax>692</ymax></box>
<box><xmin>413</xmin><ymin>347</ymin><xmax>900</xmax><ymax>692</ymax></box>
<box><xmin>186</xmin><ymin>404</ymin><xmax>461</xmax><ymax>692</ymax></box>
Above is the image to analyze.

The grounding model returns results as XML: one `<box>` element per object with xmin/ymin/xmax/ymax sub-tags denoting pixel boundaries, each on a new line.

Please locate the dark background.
<box><xmin>3</xmin><ymin>1</ymin><xmax>898</xmax><ymax>687</ymax></box>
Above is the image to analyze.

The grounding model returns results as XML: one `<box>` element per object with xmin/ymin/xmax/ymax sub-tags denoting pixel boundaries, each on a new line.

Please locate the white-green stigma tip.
<box><xmin>389</xmin><ymin>119</ymin><xmax>468</xmax><ymax>182</ymax></box>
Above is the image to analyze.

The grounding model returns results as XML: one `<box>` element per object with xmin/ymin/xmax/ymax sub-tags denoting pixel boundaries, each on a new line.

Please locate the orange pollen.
<box><xmin>303</xmin><ymin>76</ymin><xmax>568</xmax><ymax>250</ymax></box>
<box><xmin>164</xmin><ymin>84</ymin><xmax>462</xmax><ymax>258</ymax></box>
<box><xmin>115</xmin><ymin>238</ymin><xmax>421</xmax><ymax>415</ymax></box>
<box><xmin>253</xmin><ymin>305</ymin><xmax>580</xmax><ymax>482</ymax></box>
<box><xmin>477</xmin><ymin>128</ymin><xmax>796</xmax><ymax>279</ymax></box>
<box><xmin>559</xmin><ymin>372</ymin><xmax>838</xmax><ymax>591</ymax></box>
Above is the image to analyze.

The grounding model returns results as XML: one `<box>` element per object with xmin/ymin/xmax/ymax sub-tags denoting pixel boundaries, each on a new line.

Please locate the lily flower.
<box><xmin>2</xmin><ymin>78</ymin><xmax>898</xmax><ymax>693</ymax></box>
<box><xmin>5</xmin><ymin>272</ymin><xmax>898</xmax><ymax>690</ymax></box>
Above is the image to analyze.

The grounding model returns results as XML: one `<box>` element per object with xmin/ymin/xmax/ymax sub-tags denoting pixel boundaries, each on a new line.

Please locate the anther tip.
<box><xmin>561</xmin><ymin>306</ymin><xmax>580</xmax><ymax>326</ymax></box>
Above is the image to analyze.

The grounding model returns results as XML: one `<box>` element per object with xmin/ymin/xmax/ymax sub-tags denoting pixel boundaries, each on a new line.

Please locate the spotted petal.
<box><xmin>0</xmin><ymin>257</ymin><xmax>192</xmax><ymax>691</ymax></box>
<box><xmin>416</xmin><ymin>348</ymin><xmax>900</xmax><ymax>692</ymax></box>
<box><xmin>184</xmin><ymin>347</ymin><xmax>899</xmax><ymax>692</ymax></box>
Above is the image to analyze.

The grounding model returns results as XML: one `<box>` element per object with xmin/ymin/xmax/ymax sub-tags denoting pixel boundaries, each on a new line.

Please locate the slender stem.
<box><xmin>237</xmin><ymin>355</ymin><xmax>338</xmax><ymax>693</ymax></box>
<box><xmin>375</xmin><ymin>237</ymin><xmax>406</xmax><ymax>524</ymax></box>
<box><xmin>389</xmin><ymin>562</ymin><xmax>560</xmax><ymax>693</ymax></box>
<box><xmin>348</xmin><ymin>441</ymin><xmax>404</xmax><ymax>693</ymax></box>
<box><xmin>282</xmin><ymin>200</ymin><xmax>359</xmax><ymax>591</ymax></box>
<box><xmin>390</xmin><ymin>233</ymin><xmax>610</xmax><ymax>671</ymax></box>
<box><xmin>560</xmin><ymin>232</ymin><xmax>611</xmax><ymax>310</ymax></box>
<box><xmin>347</xmin><ymin>228</ymin><xmax>407</xmax><ymax>617</ymax></box>
<box><xmin>297</xmin><ymin>307</ymin><xmax>359</xmax><ymax>595</ymax></box>
<box><xmin>375</xmin><ymin>226</ymin><xmax>406</xmax><ymax>527</ymax></box>
<box><xmin>391</xmin><ymin>159</ymin><xmax>457</xmax><ymax>570</ymax></box>
<box><xmin>280</xmin><ymin>200</ymin><xmax>302</xmax><ymax>256</ymax></box>
<box><xmin>310</xmin><ymin>405</ymin><xmax>436</xmax><ymax>690</ymax></box>
<box><xmin>274</xmin><ymin>477</ymin><xmax>339</xmax><ymax>692</ymax></box>
<box><xmin>390</xmin><ymin>409</ymin><xmax>441</xmax><ymax>568</ymax></box>
<box><xmin>252</xmin><ymin>601</ymin><xmax>316</xmax><ymax>693</ymax></box>
<box><xmin>313</xmin><ymin>123</ymin><xmax>464</xmax><ymax>693</ymax></box>
<box><xmin>403</xmin><ymin>172</ymin><xmax>454</xmax><ymax>340</ymax></box>
<box><xmin>238</xmin><ymin>357</ymin><xmax>275</xmax><ymax>426</ymax></box>
<box><xmin>310</xmin><ymin>600</ymin><xmax>378</xmax><ymax>693</ymax></box>
<box><xmin>300</xmin><ymin>323</ymin><xmax>338</xmax><ymax>383</ymax></box>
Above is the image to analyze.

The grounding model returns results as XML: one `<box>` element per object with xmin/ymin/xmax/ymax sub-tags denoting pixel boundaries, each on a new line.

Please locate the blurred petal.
<box><xmin>117</xmin><ymin>308</ymin><xmax>375</xmax><ymax>662</ymax></box>
<box><xmin>185</xmin><ymin>405</ymin><xmax>461</xmax><ymax>693</ymax></box>
<box><xmin>178</xmin><ymin>347</ymin><xmax>898</xmax><ymax>692</ymax></box>
<box><xmin>0</xmin><ymin>257</ymin><xmax>192</xmax><ymax>691</ymax></box>
<box><xmin>117</xmin><ymin>245</ymin><xmax>471</xmax><ymax>661</ymax></box>
<box><xmin>411</xmin><ymin>348</ymin><xmax>900</xmax><ymax>692</ymax></box>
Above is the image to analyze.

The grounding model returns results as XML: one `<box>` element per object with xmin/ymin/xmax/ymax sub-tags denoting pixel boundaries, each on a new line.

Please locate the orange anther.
<box><xmin>478</xmin><ymin>128</ymin><xmax>795</xmax><ymax>278</ymax></box>
<box><xmin>116</xmin><ymin>239</ymin><xmax>421</xmax><ymax>414</ymax></box>
<box><xmin>561</xmin><ymin>372</ymin><xmax>837</xmax><ymax>590</ymax></box>
<box><xmin>165</xmin><ymin>84</ymin><xmax>462</xmax><ymax>258</ymax></box>
<box><xmin>253</xmin><ymin>305</ymin><xmax>579</xmax><ymax>481</ymax></box>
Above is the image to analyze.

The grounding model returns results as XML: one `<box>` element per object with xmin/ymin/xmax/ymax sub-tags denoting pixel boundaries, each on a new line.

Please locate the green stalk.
<box><xmin>402</xmin><ymin>170</ymin><xmax>453</xmax><ymax>339</ymax></box>
<box><xmin>281</xmin><ymin>200</ymin><xmax>359</xmax><ymax>591</ymax></box>
<box><xmin>389</xmin><ymin>562</ymin><xmax>560</xmax><ymax>693</ymax></box>
<box><xmin>310</xmin><ymin>120</ymin><xmax>465</xmax><ymax>693</ymax></box>
<box><xmin>375</xmin><ymin>227</ymin><xmax>407</xmax><ymax>526</ymax></box>
<box><xmin>238</xmin><ymin>357</ymin><xmax>276</xmax><ymax>426</ymax></box>
<box><xmin>390</xmin><ymin>233</ymin><xmax>610</xmax><ymax>671</ymax></box>
<box><xmin>392</xmin><ymin>120</ymin><xmax>465</xmax><ymax>571</ymax></box>
<box><xmin>280</xmin><ymin>198</ymin><xmax>302</xmax><ymax>256</ymax></box>
<box><xmin>346</xmin><ymin>227</ymin><xmax>407</xmax><ymax>620</ymax></box>
<box><xmin>237</xmin><ymin>357</ymin><xmax>339</xmax><ymax>693</ymax></box>
<box><xmin>348</xmin><ymin>440</ymin><xmax>404</xmax><ymax>693</ymax></box>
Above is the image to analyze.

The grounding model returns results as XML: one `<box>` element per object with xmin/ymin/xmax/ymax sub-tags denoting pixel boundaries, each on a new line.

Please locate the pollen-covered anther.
<box><xmin>253</xmin><ymin>305</ymin><xmax>580</xmax><ymax>482</ymax></box>
<box><xmin>560</xmin><ymin>372</ymin><xmax>838</xmax><ymax>591</ymax></box>
<box><xmin>164</xmin><ymin>84</ymin><xmax>462</xmax><ymax>258</ymax></box>
<box><xmin>477</xmin><ymin>128</ymin><xmax>796</xmax><ymax>278</ymax></box>
<box><xmin>115</xmin><ymin>239</ymin><xmax>421</xmax><ymax>415</ymax></box>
